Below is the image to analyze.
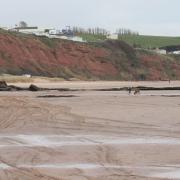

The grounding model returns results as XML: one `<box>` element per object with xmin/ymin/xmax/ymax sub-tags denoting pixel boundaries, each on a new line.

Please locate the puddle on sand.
<box><xmin>0</xmin><ymin>164</ymin><xmax>10</xmax><ymax>169</ymax></box>
<box><xmin>1</xmin><ymin>135</ymin><xmax>180</xmax><ymax>147</ymax></box>
<box><xmin>0</xmin><ymin>163</ymin><xmax>102</xmax><ymax>170</ymax></box>
<box><xmin>151</xmin><ymin>170</ymin><xmax>180</xmax><ymax>179</ymax></box>
<box><xmin>1</xmin><ymin>162</ymin><xmax>180</xmax><ymax>179</ymax></box>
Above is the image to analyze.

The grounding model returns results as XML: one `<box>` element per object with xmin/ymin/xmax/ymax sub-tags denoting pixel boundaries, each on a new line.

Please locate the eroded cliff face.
<box><xmin>0</xmin><ymin>31</ymin><xmax>180</xmax><ymax>80</ymax></box>
<box><xmin>0</xmin><ymin>32</ymin><xmax>119</xmax><ymax>79</ymax></box>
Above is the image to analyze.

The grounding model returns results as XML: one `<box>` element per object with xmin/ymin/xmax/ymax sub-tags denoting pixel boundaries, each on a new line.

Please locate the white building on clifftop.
<box><xmin>107</xmin><ymin>33</ymin><xmax>118</xmax><ymax>40</ymax></box>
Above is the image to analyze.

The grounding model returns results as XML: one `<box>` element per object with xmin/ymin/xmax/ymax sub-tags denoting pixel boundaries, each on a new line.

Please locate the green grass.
<box><xmin>0</xmin><ymin>28</ymin><xmax>26</xmax><ymax>37</ymax></box>
<box><xmin>118</xmin><ymin>35</ymin><xmax>180</xmax><ymax>49</ymax></box>
<box><xmin>78</xmin><ymin>33</ymin><xmax>107</xmax><ymax>42</ymax></box>
<box><xmin>76</xmin><ymin>32</ymin><xmax>180</xmax><ymax>49</ymax></box>
<box><xmin>38</xmin><ymin>36</ymin><xmax>59</xmax><ymax>48</ymax></box>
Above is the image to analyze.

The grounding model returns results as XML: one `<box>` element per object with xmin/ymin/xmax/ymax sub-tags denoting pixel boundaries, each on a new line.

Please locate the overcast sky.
<box><xmin>1</xmin><ymin>0</ymin><xmax>180</xmax><ymax>36</ymax></box>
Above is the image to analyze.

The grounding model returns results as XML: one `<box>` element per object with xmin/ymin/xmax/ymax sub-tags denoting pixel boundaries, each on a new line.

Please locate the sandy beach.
<box><xmin>0</xmin><ymin>81</ymin><xmax>180</xmax><ymax>180</ymax></box>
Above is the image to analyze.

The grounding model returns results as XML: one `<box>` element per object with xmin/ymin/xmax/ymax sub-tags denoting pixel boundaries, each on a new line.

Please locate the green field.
<box><xmin>118</xmin><ymin>35</ymin><xmax>180</xmax><ymax>49</ymax></box>
<box><xmin>78</xmin><ymin>32</ymin><xmax>180</xmax><ymax>49</ymax></box>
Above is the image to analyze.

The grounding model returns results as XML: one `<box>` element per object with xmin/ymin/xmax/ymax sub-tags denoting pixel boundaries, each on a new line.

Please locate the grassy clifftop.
<box><xmin>119</xmin><ymin>35</ymin><xmax>180</xmax><ymax>49</ymax></box>
<box><xmin>77</xmin><ymin>31</ymin><xmax>180</xmax><ymax>49</ymax></box>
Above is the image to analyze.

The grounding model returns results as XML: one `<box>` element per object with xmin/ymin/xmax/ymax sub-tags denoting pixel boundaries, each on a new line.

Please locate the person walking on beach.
<box><xmin>169</xmin><ymin>79</ymin><xmax>171</xmax><ymax>84</ymax></box>
<box><xmin>128</xmin><ymin>87</ymin><xmax>132</xmax><ymax>95</ymax></box>
<box><xmin>134</xmin><ymin>88</ymin><xmax>140</xmax><ymax>95</ymax></box>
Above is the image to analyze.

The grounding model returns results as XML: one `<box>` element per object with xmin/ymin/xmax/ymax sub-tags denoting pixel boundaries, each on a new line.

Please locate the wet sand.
<box><xmin>0</xmin><ymin>81</ymin><xmax>180</xmax><ymax>179</ymax></box>
<box><xmin>10</xmin><ymin>80</ymin><xmax>180</xmax><ymax>89</ymax></box>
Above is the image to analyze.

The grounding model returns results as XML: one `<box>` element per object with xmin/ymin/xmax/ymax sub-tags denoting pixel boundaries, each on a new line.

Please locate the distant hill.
<box><xmin>118</xmin><ymin>35</ymin><xmax>180</xmax><ymax>49</ymax></box>
<box><xmin>0</xmin><ymin>29</ymin><xmax>180</xmax><ymax>80</ymax></box>
<box><xmin>78</xmin><ymin>33</ymin><xmax>180</xmax><ymax>49</ymax></box>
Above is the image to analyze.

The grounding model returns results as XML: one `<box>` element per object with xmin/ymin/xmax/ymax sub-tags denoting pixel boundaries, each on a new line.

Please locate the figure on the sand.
<box><xmin>169</xmin><ymin>79</ymin><xmax>171</xmax><ymax>84</ymax></box>
<box><xmin>134</xmin><ymin>88</ymin><xmax>140</xmax><ymax>95</ymax></box>
<box><xmin>128</xmin><ymin>87</ymin><xmax>132</xmax><ymax>95</ymax></box>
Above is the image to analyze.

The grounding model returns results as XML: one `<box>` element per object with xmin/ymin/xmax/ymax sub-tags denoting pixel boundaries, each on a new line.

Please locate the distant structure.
<box><xmin>160</xmin><ymin>45</ymin><xmax>180</xmax><ymax>55</ymax></box>
<box><xmin>107</xmin><ymin>33</ymin><xmax>118</xmax><ymax>40</ymax></box>
<box><xmin>8</xmin><ymin>22</ymin><xmax>86</xmax><ymax>42</ymax></box>
<box><xmin>14</xmin><ymin>26</ymin><xmax>39</xmax><ymax>34</ymax></box>
<box><xmin>152</xmin><ymin>46</ymin><xmax>180</xmax><ymax>55</ymax></box>
<box><xmin>172</xmin><ymin>51</ymin><xmax>180</xmax><ymax>54</ymax></box>
<box><xmin>153</xmin><ymin>48</ymin><xmax>167</xmax><ymax>55</ymax></box>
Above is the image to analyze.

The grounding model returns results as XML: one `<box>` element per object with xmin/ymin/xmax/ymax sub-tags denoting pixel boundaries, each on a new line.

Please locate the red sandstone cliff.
<box><xmin>0</xmin><ymin>30</ymin><xmax>180</xmax><ymax>80</ymax></box>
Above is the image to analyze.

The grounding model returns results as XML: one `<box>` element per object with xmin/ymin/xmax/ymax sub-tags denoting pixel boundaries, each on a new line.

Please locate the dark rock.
<box><xmin>0</xmin><ymin>81</ymin><xmax>8</xmax><ymax>88</ymax></box>
<box><xmin>37</xmin><ymin>95</ymin><xmax>77</xmax><ymax>98</ymax></box>
<box><xmin>0</xmin><ymin>87</ymin><xmax>12</xmax><ymax>91</ymax></box>
<box><xmin>29</xmin><ymin>84</ymin><xmax>40</xmax><ymax>91</ymax></box>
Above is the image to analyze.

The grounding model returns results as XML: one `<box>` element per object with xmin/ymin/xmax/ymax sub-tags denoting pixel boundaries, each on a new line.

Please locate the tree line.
<box><xmin>72</xmin><ymin>27</ymin><xmax>139</xmax><ymax>36</ymax></box>
<box><xmin>116</xmin><ymin>28</ymin><xmax>139</xmax><ymax>36</ymax></box>
<box><xmin>16</xmin><ymin>21</ymin><xmax>139</xmax><ymax>37</ymax></box>
<box><xmin>72</xmin><ymin>27</ymin><xmax>109</xmax><ymax>36</ymax></box>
